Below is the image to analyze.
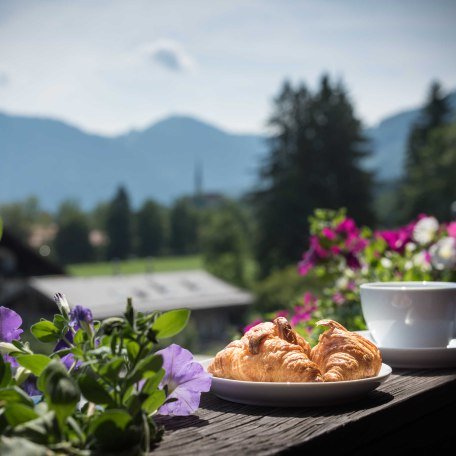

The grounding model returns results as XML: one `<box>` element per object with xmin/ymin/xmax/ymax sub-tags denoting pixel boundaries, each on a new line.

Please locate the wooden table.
<box><xmin>155</xmin><ymin>368</ymin><xmax>456</xmax><ymax>455</ymax></box>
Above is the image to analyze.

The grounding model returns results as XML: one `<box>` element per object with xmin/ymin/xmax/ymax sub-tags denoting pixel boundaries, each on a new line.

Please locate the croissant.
<box><xmin>311</xmin><ymin>319</ymin><xmax>382</xmax><ymax>382</ymax></box>
<box><xmin>208</xmin><ymin>317</ymin><xmax>322</xmax><ymax>382</ymax></box>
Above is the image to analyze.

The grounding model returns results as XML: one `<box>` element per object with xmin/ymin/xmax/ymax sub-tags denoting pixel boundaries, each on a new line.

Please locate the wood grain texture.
<box><xmin>153</xmin><ymin>369</ymin><xmax>456</xmax><ymax>455</ymax></box>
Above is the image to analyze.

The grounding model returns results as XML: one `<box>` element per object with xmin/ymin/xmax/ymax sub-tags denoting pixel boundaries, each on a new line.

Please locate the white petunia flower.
<box><xmin>405</xmin><ymin>242</ymin><xmax>417</xmax><ymax>253</ymax></box>
<box><xmin>413</xmin><ymin>217</ymin><xmax>439</xmax><ymax>245</ymax></box>
<box><xmin>336</xmin><ymin>277</ymin><xmax>349</xmax><ymax>289</ymax></box>
<box><xmin>404</xmin><ymin>260</ymin><xmax>413</xmax><ymax>271</ymax></box>
<box><xmin>412</xmin><ymin>251</ymin><xmax>432</xmax><ymax>272</ymax></box>
<box><xmin>429</xmin><ymin>237</ymin><xmax>456</xmax><ymax>270</ymax></box>
<box><xmin>380</xmin><ymin>258</ymin><xmax>392</xmax><ymax>269</ymax></box>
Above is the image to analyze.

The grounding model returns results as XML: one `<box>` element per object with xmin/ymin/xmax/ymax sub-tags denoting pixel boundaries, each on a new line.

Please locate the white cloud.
<box><xmin>142</xmin><ymin>39</ymin><xmax>195</xmax><ymax>72</ymax></box>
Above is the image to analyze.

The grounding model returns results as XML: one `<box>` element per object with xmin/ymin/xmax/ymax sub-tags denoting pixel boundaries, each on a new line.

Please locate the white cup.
<box><xmin>360</xmin><ymin>281</ymin><xmax>456</xmax><ymax>348</ymax></box>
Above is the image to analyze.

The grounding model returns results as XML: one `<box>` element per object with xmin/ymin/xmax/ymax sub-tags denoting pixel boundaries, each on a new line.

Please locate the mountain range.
<box><xmin>1</xmin><ymin>90</ymin><xmax>455</xmax><ymax>210</ymax></box>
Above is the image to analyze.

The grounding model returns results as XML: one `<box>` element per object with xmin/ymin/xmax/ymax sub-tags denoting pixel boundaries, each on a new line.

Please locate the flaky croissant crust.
<box><xmin>311</xmin><ymin>319</ymin><xmax>382</xmax><ymax>382</ymax></box>
<box><xmin>208</xmin><ymin>318</ymin><xmax>382</xmax><ymax>383</ymax></box>
<box><xmin>208</xmin><ymin>317</ymin><xmax>322</xmax><ymax>382</ymax></box>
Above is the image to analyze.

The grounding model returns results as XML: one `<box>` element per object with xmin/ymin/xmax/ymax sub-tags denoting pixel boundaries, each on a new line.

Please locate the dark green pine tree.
<box><xmin>253</xmin><ymin>75</ymin><xmax>374</xmax><ymax>276</ymax></box>
<box><xmin>136</xmin><ymin>199</ymin><xmax>167</xmax><ymax>257</ymax></box>
<box><xmin>169</xmin><ymin>198</ymin><xmax>199</xmax><ymax>255</ymax></box>
<box><xmin>105</xmin><ymin>186</ymin><xmax>132</xmax><ymax>260</ymax></box>
<box><xmin>403</xmin><ymin>81</ymin><xmax>452</xmax><ymax>219</ymax></box>
<box><xmin>54</xmin><ymin>200</ymin><xmax>94</xmax><ymax>264</ymax></box>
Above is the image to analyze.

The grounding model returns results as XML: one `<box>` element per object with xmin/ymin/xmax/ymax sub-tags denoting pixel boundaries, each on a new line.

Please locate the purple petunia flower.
<box><xmin>22</xmin><ymin>376</ymin><xmax>40</xmax><ymax>396</ymax></box>
<box><xmin>0</xmin><ymin>306</ymin><xmax>23</xmax><ymax>342</ymax></box>
<box><xmin>156</xmin><ymin>344</ymin><xmax>211</xmax><ymax>416</ymax></box>
<box><xmin>70</xmin><ymin>305</ymin><xmax>93</xmax><ymax>326</ymax></box>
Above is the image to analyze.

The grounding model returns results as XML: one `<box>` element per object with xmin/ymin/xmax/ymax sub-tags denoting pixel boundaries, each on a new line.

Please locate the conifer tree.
<box><xmin>403</xmin><ymin>81</ymin><xmax>452</xmax><ymax>219</ymax></box>
<box><xmin>54</xmin><ymin>200</ymin><xmax>94</xmax><ymax>264</ymax></box>
<box><xmin>136</xmin><ymin>199</ymin><xmax>167</xmax><ymax>257</ymax></box>
<box><xmin>105</xmin><ymin>186</ymin><xmax>132</xmax><ymax>260</ymax></box>
<box><xmin>253</xmin><ymin>75</ymin><xmax>374</xmax><ymax>276</ymax></box>
<box><xmin>169</xmin><ymin>198</ymin><xmax>199</xmax><ymax>255</ymax></box>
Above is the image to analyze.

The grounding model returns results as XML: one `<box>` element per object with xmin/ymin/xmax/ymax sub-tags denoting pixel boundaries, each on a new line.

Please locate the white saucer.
<box><xmin>356</xmin><ymin>331</ymin><xmax>456</xmax><ymax>369</ymax></box>
<box><xmin>201</xmin><ymin>359</ymin><xmax>391</xmax><ymax>407</ymax></box>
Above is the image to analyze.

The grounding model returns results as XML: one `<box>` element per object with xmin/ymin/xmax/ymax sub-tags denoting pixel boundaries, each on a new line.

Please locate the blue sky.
<box><xmin>0</xmin><ymin>0</ymin><xmax>455</xmax><ymax>135</ymax></box>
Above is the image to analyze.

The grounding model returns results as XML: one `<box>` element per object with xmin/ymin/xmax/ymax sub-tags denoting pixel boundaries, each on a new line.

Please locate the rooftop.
<box><xmin>30</xmin><ymin>270</ymin><xmax>253</xmax><ymax>319</ymax></box>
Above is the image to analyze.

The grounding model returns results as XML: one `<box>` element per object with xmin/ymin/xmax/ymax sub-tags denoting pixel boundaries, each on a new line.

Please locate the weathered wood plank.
<box><xmin>154</xmin><ymin>369</ymin><xmax>456</xmax><ymax>455</ymax></box>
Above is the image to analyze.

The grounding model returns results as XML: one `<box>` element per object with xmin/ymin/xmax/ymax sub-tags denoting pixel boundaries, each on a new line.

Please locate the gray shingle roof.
<box><xmin>30</xmin><ymin>270</ymin><xmax>253</xmax><ymax>319</ymax></box>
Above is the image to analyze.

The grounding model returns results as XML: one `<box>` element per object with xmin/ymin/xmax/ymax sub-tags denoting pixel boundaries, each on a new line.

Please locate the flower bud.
<box><xmin>0</xmin><ymin>341</ymin><xmax>19</xmax><ymax>355</ymax></box>
<box><xmin>54</xmin><ymin>292</ymin><xmax>71</xmax><ymax>316</ymax></box>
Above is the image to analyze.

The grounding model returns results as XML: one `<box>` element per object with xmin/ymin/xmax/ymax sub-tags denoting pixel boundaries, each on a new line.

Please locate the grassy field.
<box><xmin>68</xmin><ymin>255</ymin><xmax>204</xmax><ymax>277</ymax></box>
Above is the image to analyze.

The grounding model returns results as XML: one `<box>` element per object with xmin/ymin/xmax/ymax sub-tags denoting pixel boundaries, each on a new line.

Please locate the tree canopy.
<box><xmin>253</xmin><ymin>75</ymin><xmax>374</xmax><ymax>276</ymax></box>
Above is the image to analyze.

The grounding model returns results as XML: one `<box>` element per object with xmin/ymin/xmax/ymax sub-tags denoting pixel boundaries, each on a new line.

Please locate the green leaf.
<box><xmin>78</xmin><ymin>374</ymin><xmax>114</xmax><ymax>405</ymax></box>
<box><xmin>30</xmin><ymin>321</ymin><xmax>60</xmax><ymax>343</ymax></box>
<box><xmin>4</xmin><ymin>404</ymin><xmax>39</xmax><ymax>426</ymax></box>
<box><xmin>16</xmin><ymin>355</ymin><xmax>51</xmax><ymax>377</ymax></box>
<box><xmin>126</xmin><ymin>354</ymin><xmax>162</xmax><ymax>387</ymax></box>
<box><xmin>37</xmin><ymin>360</ymin><xmax>80</xmax><ymax>429</ymax></box>
<box><xmin>0</xmin><ymin>356</ymin><xmax>12</xmax><ymax>388</ymax></box>
<box><xmin>73</xmin><ymin>329</ymin><xmax>85</xmax><ymax>345</ymax></box>
<box><xmin>152</xmin><ymin>309</ymin><xmax>190</xmax><ymax>339</ymax></box>
<box><xmin>37</xmin><ymin>360</ymin><xmax>67</xmax><ymax>393</ymax></box>
<box><xmin>141</xmin><ymin>389</ymin><xmax>166</xmax><ymax>414</ymax></box>
<box><xmin>141</xmin><ymin>368</ymin><xmax>165</xmax><ymax>394</ymax></box>
<box><xmin>88</xmin><ymin>409</ymin><xmax>134</xmax><ymax>451</ymax></box>
<box><xmin>0</xmin><ymin>387</ymin><xmax>34</xmax><ymax>406</ymax></box>
<box><xmin>99</xmin><ymin>357</ymin><xmax>124</xmax><ymax>382</ymax></box>
<box><xmin>12</xmin><ymin>411</ymin><xmax>58</xmax><ymax>445</ymax></box>
<box><xmin>52</xmin><ymin>314</ymin><xmax>68</xmax><ymax>332</ymax></box>
<box><xmin>46</xmin><ymin>376</ymin><xmax>79</xmax><ymax>429</ymax></box>
<box><xmin>126</xmin><ymin>340</ymin><xmax>140</xmax><ymax>361</ymax></box>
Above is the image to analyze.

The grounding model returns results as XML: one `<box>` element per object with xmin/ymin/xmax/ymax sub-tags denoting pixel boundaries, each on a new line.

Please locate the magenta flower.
<box><xmin>0</xmin><ymin>306</ymin><xmax>23</xmax><ymax>342</ymax></box>
<box><xmin>335</xmin><ymin>218</ymin><xmax>357</xmax><ymax>234</ymax></box>
<box><xmin>447</xmin><ymin>222</ymin><xmax>456</xmax><ymax>239</ymax></box>
<box><xmin>156</xmin><ymin>344</ymin><xmax>211</xmax><ymax>416</ymax></box>
<box><xmin>303</xmin><ymin>291</ymin><xmax>317</xmax><ymax>309</ymax></box>
<box><xmin>345</xmin><ymin>233</ymin><xmax>368</xmax><ymax>254</ymax></box>
<box><xmin>322</xmin><ymin>227</ymin><xmax>336</xmax><ymax>240</ymax></box>
<box><xmin>310</xmin><ymin>235</ymin><xmax>329</xmax><ymax>258</ymax></box>
<box><xmin>332</xmin><ymin>292</ymin><xmax>345</xmax><ymax>306</ymax></box>
<box><xmin>275</xmin><ymin>310</ymin><xmax>289</xmax><ymax>318</ymax></box>
<box><xmin>243</xmin><ymin>319</ymin><xmax>263</xmax><ymax>333</ymax></box>
<box><xmin>345</xmin><ymin>252</ymin><xmax>361</xmax><ymax>269</ymax></box>
<box><xmin>290</xmin><ymin>309</ymin><xmax>312</xmax><ymax>326</ymax></box>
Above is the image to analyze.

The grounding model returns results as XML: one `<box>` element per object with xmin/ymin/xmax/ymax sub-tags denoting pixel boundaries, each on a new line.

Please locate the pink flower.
<box><xmin>345</xmin><ymin>253</ymin><xmax>361</xmax><ymax>269</ymax></box>
<box><xmin>243</xmin><ymin>319</ymin><xmax>263</xmax><ymax>333</ymax></box>
<box><xmin>447</xmin><ymin>222</ymin><xmax>456</xmax><ymax>238</ymax></box>
<box><xmin>336</xmin><ymin>218</ymin><xmax>357</xmax><ymax>234</ymax></box>
<box><xmin>310</xmin><ymin>236</ymin><xmax>329</xmax><ymax>258</ymax></box>
<box><xmin>298</xmin><ymin>245</ymin><xmax>318</xmax><ymax>276</ymax></box>
<box><xmin>345</xmin><ymin>233</ymin><xmax>368</xmax><ymax>254</ymax></box>
<box><xmin>322</xmin><ymin>227</ymin><xmax>336</xmax><ymax>240</ymax></box>
<box><xmin>275</xmin><ymin>310</ymin><xmax>289</xmax><ymax>318</ymax></box>
<box><xmin>290</xmin><ymin>307</ymin><xmax>312</xmax><ymax>326</ymax></box>
<box><xmin>332</xmin><ymin>292</ymin><xmax>345</xmax><ymax>306</ymax></box>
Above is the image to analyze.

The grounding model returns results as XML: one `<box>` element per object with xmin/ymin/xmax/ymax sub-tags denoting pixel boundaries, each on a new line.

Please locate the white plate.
<box><xmin>201</xmin><ymin>359</ymin><xmax>391</xmax><ymax>407</ymax></box>
<box><xmin>356</xmin><ymin>331</ymin><xmax>456</xmax><ymax>369</ymax></box>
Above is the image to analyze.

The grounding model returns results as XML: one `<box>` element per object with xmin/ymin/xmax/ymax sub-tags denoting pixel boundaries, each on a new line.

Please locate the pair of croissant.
<box><xmin>208</xmin><ymin>317</ymin><xmax>382</xmax><ymax>382</ymax></box>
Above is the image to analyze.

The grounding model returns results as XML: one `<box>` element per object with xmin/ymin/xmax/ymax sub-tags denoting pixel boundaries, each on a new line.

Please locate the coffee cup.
<box><xmin>360</xmin><ymin>281</ymin><xmax>456</xmax><ymax>348</ymax></box>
